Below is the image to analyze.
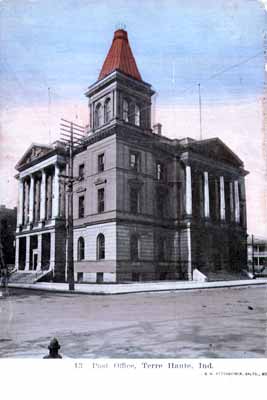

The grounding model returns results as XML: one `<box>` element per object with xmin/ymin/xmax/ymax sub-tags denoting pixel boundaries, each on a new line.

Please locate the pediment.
<box><xmin>16</xmin><ymin>143</ymin><xmax>53</xmax><ymax>170</ymax></box>
<box><xmin>191</xmin><ymin>138</ymin><xmax>243</xmax><ymax>168</ymax></box>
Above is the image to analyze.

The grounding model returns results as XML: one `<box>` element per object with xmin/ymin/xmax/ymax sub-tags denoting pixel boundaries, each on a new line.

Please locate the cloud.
<box><xmin>259</xmin><ymin>0</ymin><xmax>267</xmax><ymax>12</ymax></box>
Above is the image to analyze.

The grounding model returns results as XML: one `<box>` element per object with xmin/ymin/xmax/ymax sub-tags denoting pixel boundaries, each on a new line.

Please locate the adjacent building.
<box><xmin>247</xmin><ymin>235</ymin><xmax>267</xmax><ymax>273</ymax></box>
<box><xmin>0</xmin><ymin>204</ymin><xmax>17</xmax><ymax>269</ymax></box>
<box><xmin>14</xmin><ymin>29</ymin><xmax>248</xmax><ymax>283</ymax></box>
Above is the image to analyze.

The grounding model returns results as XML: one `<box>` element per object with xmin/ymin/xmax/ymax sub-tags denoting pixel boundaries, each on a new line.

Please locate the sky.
<box><xmin>0</xmin><ymin>0</ymin><xmax>266</xmax><ymax>236</ymax></box>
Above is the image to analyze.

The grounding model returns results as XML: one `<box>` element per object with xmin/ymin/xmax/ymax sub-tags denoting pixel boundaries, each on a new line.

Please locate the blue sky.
<box><xmin>0</xmin><ymin>0</ymin><xmax>265</xmax><ymax>108</ymax></box>
<box><xmin>0</xmin><ymin>0</ymin><xmax>266</xmax><ymax>235</ymax></box>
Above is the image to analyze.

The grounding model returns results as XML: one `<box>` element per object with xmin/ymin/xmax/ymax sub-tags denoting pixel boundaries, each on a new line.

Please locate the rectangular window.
<box><xmin>78</xmin><ymin>196</ymin><xmax>85</xmax><ymax>218</ymax></box>
<box><xmin>130</xmin><ymin>235</ymin><xmax>139</xmax><ymax>261</ymax></box>
<box><xmin>96</xmin><ymin>272</ymin><xmax>104</xmax><ymax>283</ymax></box>
<box><xmin>157</xmin><ymin>193</ymin><xmax>165</xmax><ymax>218</ymax></box>
<box><xmin>132</xmin><ymin>272</ymin><xmax>140</xmax><ymax>281</ymax></box>
<box><xmin>98</xmin><ymin>188</ymin><xmax>105</xmax><ymax>213</ymax></box>
<box><xmin>98</xmin><ymin>153</ymin><xmax>105</xmax><ymax>172</ymax></box>
<box><xmin>130</xmin><ymin>187</ymin><xmax>139</xmax><ymax>214</ymax></box>
<box><xmin>77</xmin><ymin>272</ymin><xmax>83</xmax><ymax>282</ymax></box>
<box><xmin>78</xmin><ymin>164</ymin><xmax>85</xmax><ymax>180</ymax></box>
<box><xmin>158</xmin><ymin>238</ymin><xmax>167</xmax><ymax>261</ymax></box>
<box><xmin>130</xmin><ymin>152</ymin><xmax>139</xmax><ymax>171</ymax></box>
<box><xmin>156</xmin><ymin>162</ymin><xmax>164</xmax><ymax>181</ymax></box>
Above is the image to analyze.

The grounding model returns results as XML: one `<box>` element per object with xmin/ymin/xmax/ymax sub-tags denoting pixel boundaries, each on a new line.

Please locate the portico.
<box><xmin>15</xmin><ymin>144</ymin><xmax>67</xmax><ymax>279</ymax></box>
<box><xmin>181</xmin><ymin>147</ymin><xmax>247</xmax><ymax>279</ymax></box>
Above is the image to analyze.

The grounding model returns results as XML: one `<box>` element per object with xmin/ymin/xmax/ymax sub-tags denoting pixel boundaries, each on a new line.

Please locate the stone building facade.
<box><xmin>14</xmin><ymin>29</ymin><xmax>248</xmax><ymax>282</ymax></box>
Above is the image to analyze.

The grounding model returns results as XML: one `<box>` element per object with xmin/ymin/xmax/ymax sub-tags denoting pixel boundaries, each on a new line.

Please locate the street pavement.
<box><xmin>0</xmin><ymin>285</ymin><xmax>266</xmax><ymax>358</ymax></box>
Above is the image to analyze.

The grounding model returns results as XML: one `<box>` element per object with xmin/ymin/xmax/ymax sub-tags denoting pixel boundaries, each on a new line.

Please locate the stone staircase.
<box><xmin>8</xmin><ymin>270</ymin><xmax>51</xmax><ymax>284</ymax></box>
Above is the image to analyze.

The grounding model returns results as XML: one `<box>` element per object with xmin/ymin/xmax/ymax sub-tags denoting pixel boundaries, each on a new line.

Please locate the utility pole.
<box><xmin>60</xmin><ymin>119</ymin><xmax>86</xmax><ymax>291</ymax></box>
<box><xmin>251</xmin><ymin>234</ymin><xmax>255</xmax><ymax>277</ymax></box>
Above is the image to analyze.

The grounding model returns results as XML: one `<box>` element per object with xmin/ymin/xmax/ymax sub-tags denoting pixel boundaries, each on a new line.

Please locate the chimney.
<box><xmin>153</xmin><ymin>123</ymin><xmax>162</xmax><ymax>135</ymax></box>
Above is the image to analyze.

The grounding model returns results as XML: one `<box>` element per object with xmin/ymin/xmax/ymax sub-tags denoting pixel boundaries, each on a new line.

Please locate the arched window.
<box><xmin>97</xmin><ymin>233</ymin><xmax>105</xmax><ymax>260</ymax></box>
<box><xmin>104</xmin><ymin>98</ymin><xmax>111</xmax><ymax>123</ymax></box>
<box><xmin>130</xmin><ymin>234</ymin><xmax>140</xmax><ymax>261</ymax></box>
<box><xmin>77</xmin><ymin>237</ymin><xmax>85</xmax><ymax>261</ymax></box>
<box><xmin>134</xmin><ymin>104</ymin><xmax>140</xmax><ymax>126</ymax></box>
<box><xmin>95</xmin><ymin>103</ymin><xmax>103</xmax><ymax>128</ymax></box>
<box><xmin>122</xmin><ymin>99</ymin><xmax>129</xmax><ymax>122</ymax></box>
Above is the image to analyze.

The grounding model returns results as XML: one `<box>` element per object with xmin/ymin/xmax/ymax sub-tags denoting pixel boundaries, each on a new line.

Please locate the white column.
<box><xmin>37</xmin><ymin>234</ymin><xmax>42</xmax><ymax>271</ymax></box>
<box><xmin>204</xmin><ymin>171</ymin><xmax>210</xmax><ymax>218</ymax></box>
<box><xmin>29</xmin><ymin>175</ymin><xmax>34</xmax><ymax>223</ymax></box>
<box><xmin>52</xmin><ymin>165</ymin><xmax>60</xmax><ymax>218</ymax></box>
<box><xmin>187</xmin><ymin>222</ymin><xmax>192</xmax><ymax>280</ymax></box>
<box><xmin>220</xmin><ymin>176</ymin><xmax>226</xmax><ymax>221</ymax></box>
<box><xmin>240</xmin><ymin>177</ymin><xmax>247</xmax><ymax>228</ymax></box>
<box><xmin>24</xmin><ymin>180</ymin><xmax>29</xmax><ymax>224</ymax></box>
<box><xmin>50</xmin><ymin>231</ymin><xmax>55</xmax><ymax>270</ymax></box>
<box><xmin>229</xmin><ymin>181</ymin><xmax>234</xmax><ymax>221</ymax></box>
<box><xmin>25</xmin><ymin>236</ymin><xmax>30</xmax><ymax>271</ymax></box>
<box><xmin>17</xmin><ymin>179</ymin><xmax>24</xmax><ymax>227</ymax></box>
<box><xmin>185</xmin><ymin>165</ymin><xmax>192</xmax><ymax>215</ymax></box>
<box><xmin>40</xmin><ymin>170</ymin><xmax>47</xmax><ymax>220</ymax></box>
<box><xmin>234</xmin><ymin>180</ymin><xmax>240</xmax><ymax>223</ymax></box>
<box><xmin>15</xmin><ymin>237</ymin><xmax>20</xmax><ymax>269</ymax></box>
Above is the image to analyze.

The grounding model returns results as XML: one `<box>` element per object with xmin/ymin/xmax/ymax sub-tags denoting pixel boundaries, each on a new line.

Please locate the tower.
<box><xmin>85</xmin><ymin>29</ymin><xmax>155</xmax><ymax>133</ymax></box>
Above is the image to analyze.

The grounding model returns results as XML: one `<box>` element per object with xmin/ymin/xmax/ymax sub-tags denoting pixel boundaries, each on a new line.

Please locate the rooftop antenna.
<box><xmin>198</xmin><ymin>83</ymin><xmax>203</xmax><ymax>140</ymax></box>
<box><xmin>48</xmin><ymin>87</ymin><xmax>51</xmax><ymax>144</ymax></box>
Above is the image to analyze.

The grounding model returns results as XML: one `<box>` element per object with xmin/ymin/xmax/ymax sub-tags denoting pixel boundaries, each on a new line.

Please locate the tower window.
<box><xmin>95</xmin><ymin>103</ymin><xmax>103</xmax><ymax>128</ymax></box>
<box><xmin>104</xmin><ymin>98</ymin><xmax>111</xmax><ymax>123</ymax></box>
<box><xmin>98</xmin><ymin>188</ymin><xmax>105</xmax><ymax>213</ymax></box>
<box><xmin>97</xmin><ymin>234</ymin><xmax>105</xmax><ymax>260</ymax></box>
<box><xmin>78</xmin><ymin>196</ymin><xmax>85</xmax><ymax>218</ymax></box>
<box><xmin>98</xmin><ymin>153</ymin><xmax>105</xmax><ymax>172</ymax></box>
<box><xmin>77</xmin><ymin>237</ymin><xmax>85</xmax><ymax>261</ymax></box>
<box><xmin>123</xmin><ymin>99</ymin><xmax>129</xmax><ymax>122</ymax></box>
<box><xmin>135</xmin><ymin>104</ymin><xmax>140</xmax><ymax>126</ymax></box>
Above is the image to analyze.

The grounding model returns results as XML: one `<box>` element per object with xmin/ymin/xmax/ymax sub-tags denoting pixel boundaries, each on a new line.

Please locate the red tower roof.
<box><xmin>98</xmin><ymin>29</ymin><xmax>142</xmax><ymax>81</ymax></box>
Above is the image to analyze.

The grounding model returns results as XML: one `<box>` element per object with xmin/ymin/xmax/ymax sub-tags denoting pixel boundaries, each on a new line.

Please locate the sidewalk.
<box><xmin>7</xmin><ymin>278</ymin><xmax>267</xmax><ymax>295</ymax></box>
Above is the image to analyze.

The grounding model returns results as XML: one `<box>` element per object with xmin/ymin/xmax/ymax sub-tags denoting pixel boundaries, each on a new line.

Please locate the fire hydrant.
<box><xmin>43</xmin><ymin>338</ymin><xmax>62</xmax><ymax>359</ymax></box>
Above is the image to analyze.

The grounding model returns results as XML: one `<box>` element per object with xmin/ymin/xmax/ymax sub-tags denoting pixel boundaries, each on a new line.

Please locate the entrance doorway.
<box><xmin>32</xmin><ymin>249</ymin><xmax>38</xmax><ymax>270</ymax></box>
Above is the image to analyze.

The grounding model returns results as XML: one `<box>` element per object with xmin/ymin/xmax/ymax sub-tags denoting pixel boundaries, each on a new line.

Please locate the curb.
<box><xmin>6</xmin><ymin>279</ymin><xmax>267</xmax><ymax>295</ymax></box>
